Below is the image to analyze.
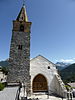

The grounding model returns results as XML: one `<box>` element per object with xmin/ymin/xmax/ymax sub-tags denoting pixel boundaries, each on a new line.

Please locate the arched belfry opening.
<box><xmin>20</xmin><ymin>25</ymin><xmax>24</xmax><ymax>32</ymax></box>
<box><xmin>32</xmin><ymin>74</ymin><xmax>48</xmax><ymax>92</ymax></box>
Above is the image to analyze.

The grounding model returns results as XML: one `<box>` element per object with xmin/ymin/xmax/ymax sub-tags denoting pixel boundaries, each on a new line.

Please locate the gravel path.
<box><xmin>0</xmin><ymin>87</ymin><xmax>19</xmax><ymax>100</ymax></box>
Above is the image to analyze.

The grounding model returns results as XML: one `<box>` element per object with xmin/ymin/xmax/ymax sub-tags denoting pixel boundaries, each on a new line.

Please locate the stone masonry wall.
<box><xmin>7</xmin><ymin>21</ymin><xmax>31</xmax><ymax>95</ymax></box>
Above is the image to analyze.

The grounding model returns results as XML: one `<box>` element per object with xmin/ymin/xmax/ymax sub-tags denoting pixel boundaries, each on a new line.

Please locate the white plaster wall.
<box><xmin>30</xmin><ymin>55</ymin><xmax>58</xmax><ymax>94</ymax></box>
<box><xmin>0</xmin><ymin>71</ymin><xmax>7</xmax><ymax>83</ymax></box>
<box><xmin>50</xmin><ymin>75</ymin><xmax>67</xmax><ymax>97</ymax></box>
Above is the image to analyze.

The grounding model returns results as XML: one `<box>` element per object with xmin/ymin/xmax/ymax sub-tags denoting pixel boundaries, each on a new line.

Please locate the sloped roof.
<box><xmin>30</xmin><ymin>55</ymin><xmax>56</xmax><ymax>66</ymax></box>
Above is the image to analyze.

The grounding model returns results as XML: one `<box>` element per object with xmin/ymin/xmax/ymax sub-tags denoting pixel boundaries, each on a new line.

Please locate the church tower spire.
<box><xmin>7</xmin><ymin>3</ymin><xmax>32</xmax><ymax>95</ymax></box>
<box><xmin>16</xmin><ymin>4</ymin><xmax>28</xmax><ymax>22</ymax></box>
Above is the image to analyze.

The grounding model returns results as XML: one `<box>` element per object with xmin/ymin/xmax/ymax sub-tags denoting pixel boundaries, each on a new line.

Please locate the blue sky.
<box><xmin>0</xmin><ymin>0</ymin><xmax>75</xmax><ymax>63</ymax></box>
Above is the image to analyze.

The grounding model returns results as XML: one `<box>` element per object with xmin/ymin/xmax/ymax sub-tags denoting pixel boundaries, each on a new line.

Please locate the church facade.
<box><xmin>30</xmin><ymin>55</ymin><xmax>67</xmax><ymax>97</ymax></box>
<box><xmin>7</xmin><ymin>4</ymin><xmax>67</xmax><ymax>97</ymax></box>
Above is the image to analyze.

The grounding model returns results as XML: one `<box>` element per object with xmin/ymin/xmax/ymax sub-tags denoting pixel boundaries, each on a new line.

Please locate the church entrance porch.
<box><xmin>32</xmin><ymin>74</ymin><xmax>48</xmax><ymax>92</ymax></box>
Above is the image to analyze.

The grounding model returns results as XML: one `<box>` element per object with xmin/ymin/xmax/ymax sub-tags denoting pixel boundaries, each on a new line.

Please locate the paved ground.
<box><xmin>30</xmin><ymin>94</ymin><xmax>75</xmax><ymax>100</ymax></box>
<box><xmin>1</xmin><ymin>87</ymin><xmax>75</xmax><ymax>100</ymax></box>
<box><xmin>0</xmin><ymin>87</ymin><xmax>19</xmax><ymax>100</ymax></box>
<box><xmin>29</xmin><ymin>94</ymin><xmax>66</xmax><ymax>100</ymax></box>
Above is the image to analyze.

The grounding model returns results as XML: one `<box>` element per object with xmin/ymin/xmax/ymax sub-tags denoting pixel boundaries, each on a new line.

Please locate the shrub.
<box><xmin>0</xmin><ymin>83</ymin><xmax>5</xmax><ymax>91</ymax></box>
<box><xmin>65</xmin><ymin>85</ymin><xmax>71</xmax><ymax>91</ymax></box>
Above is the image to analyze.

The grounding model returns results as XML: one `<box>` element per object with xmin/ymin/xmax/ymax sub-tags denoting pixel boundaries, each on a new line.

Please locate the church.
<box><xmin>7</xmin><ymin>4</ymin><xmax>67</xmax><ymax>98</ymax></box>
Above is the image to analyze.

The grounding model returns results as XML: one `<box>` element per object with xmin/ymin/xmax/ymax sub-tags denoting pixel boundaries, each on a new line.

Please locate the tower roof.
<box><xmin>16</xmin><ymin>4</ymin><xmax>28</xmax><ymax>22</ymax></box>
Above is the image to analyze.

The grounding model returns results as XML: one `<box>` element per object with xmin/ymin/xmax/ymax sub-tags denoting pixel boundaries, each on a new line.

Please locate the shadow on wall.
<box><xmin>50</xmin><ymin>75</ymin><xmax>65</xmax><ymax>98</ymax></box>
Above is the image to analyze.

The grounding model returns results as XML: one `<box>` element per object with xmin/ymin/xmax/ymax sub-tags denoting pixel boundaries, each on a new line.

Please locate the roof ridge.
<box><xmin>30</xmin><ymin>55</ymin><xmax>56</xmax><ymax>66</ymax></box>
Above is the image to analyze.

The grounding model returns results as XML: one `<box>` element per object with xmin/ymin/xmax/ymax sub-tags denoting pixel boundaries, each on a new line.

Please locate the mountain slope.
<box><xmin>60</xmin><ymin>63</ymin><xmax>75</xmax><ymax>83</ymax></box>
<box><xmin>56</xmin><ymin>62</ymin><xmax>70</xmax><ymax>71</ymax></box>
<box><xmin>0</xmin><ymin>61</ymin><xmax>9</xmax><ymax>67</ymax></box>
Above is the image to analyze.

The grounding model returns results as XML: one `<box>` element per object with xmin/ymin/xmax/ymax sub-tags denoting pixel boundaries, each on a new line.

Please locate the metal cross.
<box><xmin>23</xmin><ymin>0</ymin><xmax>25</xmax><ymax>5</ymax></box>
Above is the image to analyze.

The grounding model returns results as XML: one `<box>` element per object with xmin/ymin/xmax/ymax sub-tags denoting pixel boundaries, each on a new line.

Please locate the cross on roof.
<box><xmin>23</xmin><ymin>0</ymin><xmax>25</xmax><ymax>6</ymax></box>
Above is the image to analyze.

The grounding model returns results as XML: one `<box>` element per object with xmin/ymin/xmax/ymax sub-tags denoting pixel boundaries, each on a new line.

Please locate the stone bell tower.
<box><xmin>7</xmin><ymin>4</ymin><xmax>32</xmax><ymax>93</ymax></box>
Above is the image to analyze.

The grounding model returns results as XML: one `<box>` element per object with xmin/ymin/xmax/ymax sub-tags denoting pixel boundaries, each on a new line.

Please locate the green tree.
<box><xmin>1</xmin><ymin>67</ymin><xmax>8</xmax><ymax>75</ymax></box>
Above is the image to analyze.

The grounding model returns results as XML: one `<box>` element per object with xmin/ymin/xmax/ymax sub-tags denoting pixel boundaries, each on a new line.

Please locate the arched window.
<box><xmin>20</xmin><ymin>25</ymin><xmax>24</xmax><ymax>32</ymax></box>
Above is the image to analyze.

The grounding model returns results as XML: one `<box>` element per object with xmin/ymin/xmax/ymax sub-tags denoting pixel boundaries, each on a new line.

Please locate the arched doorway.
<box><xmin>32</xmin><ymin>74</ymin><xmax>48</xmax><ymax>92</ymax></box>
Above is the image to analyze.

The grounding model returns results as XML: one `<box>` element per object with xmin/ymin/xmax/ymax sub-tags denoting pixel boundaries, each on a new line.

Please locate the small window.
<box><xmin>18</xmin><ymin>45</ymin><xmax>23</xmax><ymax>50</ymax></box>
<box><xmin>20</xmin><ymin>25</ymin><xmax>24</xmax><ymax>32</ymax></box>
<box><xmin>48</xmin><ymin>66</ymin><xmax>50</xmax><ymax>69</ymax></box>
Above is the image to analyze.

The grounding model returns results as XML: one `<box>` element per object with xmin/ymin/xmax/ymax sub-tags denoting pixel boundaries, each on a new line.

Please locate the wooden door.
<box><xmin>33</xmin><ymin>74</ymin><xmax>48</xmax><ymax>92</ymax></box>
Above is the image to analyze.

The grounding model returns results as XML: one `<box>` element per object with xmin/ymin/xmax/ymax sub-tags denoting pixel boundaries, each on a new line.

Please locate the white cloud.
<box><xmin>56</xmin><ymin>58</ymin><xmax>75</xmax><ymax>63</ymax></box>
<box><xmin>30</xmin><ymin>58</ymin><xmax>32</xmax><ymax>60</ymax></box>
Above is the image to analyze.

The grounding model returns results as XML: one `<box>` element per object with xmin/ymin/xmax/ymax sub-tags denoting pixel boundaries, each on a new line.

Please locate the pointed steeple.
<box><xmin>16</xmin><ymin>4</ymin><xmax>28</xmax><ymax>22</ymax></box>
